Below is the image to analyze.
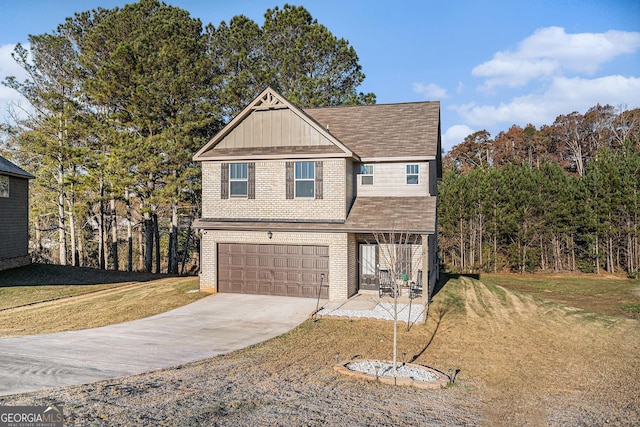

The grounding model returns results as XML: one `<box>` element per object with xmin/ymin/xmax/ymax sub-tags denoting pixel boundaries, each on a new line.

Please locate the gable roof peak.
<box><xmin>193</xmin><ymin>87</ymin><xmax>356</xmax><ymax>161</ymax></box>
<box><xmin>251</xmin><ymin>86</ymin><xmax>288</xmax><ymax>111</ymax></box>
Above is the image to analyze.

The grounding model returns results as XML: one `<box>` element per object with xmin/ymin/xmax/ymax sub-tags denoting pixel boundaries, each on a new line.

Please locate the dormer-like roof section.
<box><xmin>0</xmin><ymin>156</ymin><xmax>35</xmax><ymax>179</ymax></box>
<box><xmin>304</xmin><ymin>101</ymin><xmax>441</xmax><ymax>161</ymax></box>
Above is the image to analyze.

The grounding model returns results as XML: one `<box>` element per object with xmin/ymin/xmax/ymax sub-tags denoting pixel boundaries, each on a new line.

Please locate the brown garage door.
<box><xmin>218</xmin><ymin>243</ymin><xmax>329</xmax><ymax>298</ymax></box>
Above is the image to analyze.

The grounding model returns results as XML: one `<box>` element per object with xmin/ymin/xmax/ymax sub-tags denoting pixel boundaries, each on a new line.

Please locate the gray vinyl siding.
<box><xmin>0</xmin><ymin>175</ymin><xmax>30</xmax><ymax>260</ymax></box>
<box><xmin>356</xmin><ymin>162</ymin><xmax>428</xmax><ymax>197</ymax></box>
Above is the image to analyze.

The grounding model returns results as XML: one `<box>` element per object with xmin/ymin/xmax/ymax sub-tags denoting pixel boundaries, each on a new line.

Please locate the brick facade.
<box><xmin>193</xmin><ymin>88</ymin><xmax>441</xmax><ymax>302</ymax></box>
<box><xmin>202</xmin><ymin>159</ymin><xmax>347</xmax><ymax>221</ymax></box>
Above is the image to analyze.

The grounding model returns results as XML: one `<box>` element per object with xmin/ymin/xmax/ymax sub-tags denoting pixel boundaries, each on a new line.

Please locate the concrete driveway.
<box><xmin>0</xmin><ymin>294</ymin><xmax>320</xmax><ymax>396</ymax></box>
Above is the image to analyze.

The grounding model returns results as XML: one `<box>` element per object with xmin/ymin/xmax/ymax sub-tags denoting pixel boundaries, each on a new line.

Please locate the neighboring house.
<box><xmin>0</xmin><ymin>155</ymin><xmax>35</xmax><ymax>271</ymax></box>
<box><xmin>193</xmin><ymin>87</ymin><xmax>441</xmax><ymax>301</ymax></box>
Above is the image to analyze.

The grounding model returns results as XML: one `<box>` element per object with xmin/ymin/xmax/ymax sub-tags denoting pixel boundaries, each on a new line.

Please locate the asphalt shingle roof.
<box><xmin>194</xmin><ymin>196</ymin><xmax>437</xmax><ymax>234</ymax></box>
<box><xmin>344</xmin><ymin>197</ymin><xmax>437</xmax><ymax>233</ymax></box>
<box><xmin>304</xmin><ymin>102</ymin><xmax>440</xmax><ymax>159</ymax></box>
<box><xmin>0</xmin><ymin>156</ymin><xmax>35</xmax><ymax>179</ymax></box>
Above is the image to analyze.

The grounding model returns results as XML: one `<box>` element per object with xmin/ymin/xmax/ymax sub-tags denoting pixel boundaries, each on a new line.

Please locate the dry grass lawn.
<box><xmin>482</xmin><ymin>272</ymin><xmax>640</xmax><ymax>319</ymax></box>
<box><xmin>427</xmin><ymin>277</ymin><xmax>639</xmax><ymax>425</ymax></box>
<box><xmin>0</xmin><ymin>264</ymin><xmax>206</xmax><ymax>337</ymax></box>
<box><xmin>1</xmin><ymin>273</ymin><xmax>638</xmax><ymax>426</ymax></box>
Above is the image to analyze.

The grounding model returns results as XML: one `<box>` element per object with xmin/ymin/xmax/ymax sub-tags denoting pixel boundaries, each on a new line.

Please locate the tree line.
<box><xmin>1</xmin><ymin>0</ymin><xmax>375</xmax><ymax>272</ymax></box>
<box><xmin>439</xmin><ymin>105</ymin><xmax>640</xmax><ymax>275</ymax></box>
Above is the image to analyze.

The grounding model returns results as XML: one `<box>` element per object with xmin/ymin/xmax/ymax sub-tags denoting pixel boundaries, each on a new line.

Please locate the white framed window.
<box><xmin>0</xmin><ymin>175</ymin><xmax>8</xmax><ymax>198</ymax></box>
<box><xmin>361</xmin><ymin>164</ymin><xmax>374</xmax><ymax>185</ymax></box>
<box><xmin>295</xmin><ymin>161</ymin><xmax>315</xmax><ymax>198</ymax></box>
<box><xmin>229</xmin><ymin>163</ymin><xmax>248</xmax><ymax>197</ymax></box>
<box><xmin>406</xmin><ymin>164</ymin><xmax>419</xmax><ymax>184</ymax></box>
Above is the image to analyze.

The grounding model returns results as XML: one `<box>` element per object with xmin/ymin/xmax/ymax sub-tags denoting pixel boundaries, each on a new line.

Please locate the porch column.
<box><xmin>422</xmin><ymin>233</ymin><xmax>430</xmax><ymax>302</ymax></box>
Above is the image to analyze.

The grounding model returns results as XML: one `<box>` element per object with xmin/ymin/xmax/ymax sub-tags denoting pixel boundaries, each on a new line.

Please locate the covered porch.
<box><xmin>342</xmin><ymin>197</ymin><xmax>438</xmax><ymax>303</ymax></box>
<box><xmin>354</xmin><ymin>232</ymin><xmax>430</xmax><ymax>303</ymax></box>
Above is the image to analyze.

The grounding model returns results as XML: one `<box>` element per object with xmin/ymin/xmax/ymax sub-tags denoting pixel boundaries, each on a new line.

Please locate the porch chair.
<box><xmin>378</xmin><ymin>269</ymin><xmax>395</xmax><ymax>298</ymax></box>
<box><xmin>410</xmin><ymin>269</ymin><xmax>423</xmax><ymax>299</ymax></box>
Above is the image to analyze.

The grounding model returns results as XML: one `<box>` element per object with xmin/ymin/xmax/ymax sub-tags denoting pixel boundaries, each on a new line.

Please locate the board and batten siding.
<box><xmin>0</xmin><ymin>175</ymin><xmax>30</xmax><ymax>260</ymax></box>
<box><xmin>202</xmin><ymin>159</ymin><xmax>347</xmax><ymax>221</ymax></box>
<box><xmin>356</xmin><ymin>162</ymin><xmax>429</xmax><ymax>197</ymax></box>
<box><xmin>217</xmin><ymin>108</ymin><xmax>334</xmax><ymax>149</ymax></box>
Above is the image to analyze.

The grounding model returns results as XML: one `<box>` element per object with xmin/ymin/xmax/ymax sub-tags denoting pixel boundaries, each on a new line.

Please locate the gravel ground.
<box><xmin>0</xmin><ymin>352</ymin><xmax>481</xmax><ymax>426</ymax></box>
<box><xmin>317</xmin><ymin>302</ymin><xmax>425</xmax><ymax>323</ymax></box>
<box><xmin>346</xmin><ymin>360</ymin><xmax>439</xmax><ymax>382</ymax></box>
<box><xmin>1</xmin><ymin>278</ymin><xmax>638</xmax><ymax>426</ymax></box>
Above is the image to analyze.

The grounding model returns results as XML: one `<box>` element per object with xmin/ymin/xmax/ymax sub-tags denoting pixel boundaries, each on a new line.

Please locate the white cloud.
<box><xmin>456</xmin><ymin>75</ymin><xmax>640</xmax><ymax>128</ymax></box>
<box><xmin>473</xmin><ymin>27</ymin><xmax>640</xmax><ymax>89</ymax></box>
<box><xmin>0</xmin><ymin>43</ymin><xmax>28</xmax><ymax>123</ymax></box>
<box><xmin>442</xmin><ymin>124</ymin><xmax>475</xmax><ymax>152</ymax></box>
<box><xmin>0</xmin><ymin>43</ymin><xmax>27</xmax><ymax>79</ymax></box>
<box><xmin>413</xmin><ymin>82</ymin><xmax>448</xmax><ymax>99</ymax></box>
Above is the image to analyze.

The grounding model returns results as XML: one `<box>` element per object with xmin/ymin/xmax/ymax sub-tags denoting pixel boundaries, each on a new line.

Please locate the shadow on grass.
<box><xmin>431</xmin><ymin>272</ymin><xmax>480</xmax><ymax>299</ymax></box>
<box><xmin>409</xmin><ymin>272</ymin><xmax>470</xmax><ymax>363</ymax></box>
<box><xmin>0</xmin><ymin>263</ymin><xmax>186</xmax><ymax>287</ymax></box>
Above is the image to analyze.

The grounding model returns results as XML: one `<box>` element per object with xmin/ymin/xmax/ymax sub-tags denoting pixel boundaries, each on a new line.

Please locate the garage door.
<box><xmin>218</xmin><ymin>244</ymin><xmax>329</xmax><ymax>298</ymax></box>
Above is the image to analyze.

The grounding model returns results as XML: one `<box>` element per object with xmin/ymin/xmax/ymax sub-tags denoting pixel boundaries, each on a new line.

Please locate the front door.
<box><xmin>359</xmin><ymin>243</ymin><xmax>378</xmax><ymax>291</ymax></box>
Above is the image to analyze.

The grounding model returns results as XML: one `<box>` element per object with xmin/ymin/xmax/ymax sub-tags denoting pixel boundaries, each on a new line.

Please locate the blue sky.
<box><xmin>1</xmin><ymin>0</ymin><xmax>639</xmax><ymax>152</ymax></box>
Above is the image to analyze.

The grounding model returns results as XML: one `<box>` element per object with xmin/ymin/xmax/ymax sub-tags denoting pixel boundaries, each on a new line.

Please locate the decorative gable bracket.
<box><xmin>252</xmin><ymin>91</ymin><xmax>287</xmax><ymax>111</ymax></box>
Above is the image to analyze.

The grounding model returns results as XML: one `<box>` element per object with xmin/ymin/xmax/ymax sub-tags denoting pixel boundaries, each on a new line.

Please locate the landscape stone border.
<box><xmin>334</xmin><ymin>359</ymin><xmax>450</xmax><ymax>390</ymax></box>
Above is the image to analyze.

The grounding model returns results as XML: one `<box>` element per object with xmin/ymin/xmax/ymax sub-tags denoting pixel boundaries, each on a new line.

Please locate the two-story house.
<box><xmin>193</xmin><ymin>87</ymin><xmax>441</xmax><ymax>301</ymax></box>
<box><xmin>0</xmin><ymin>155</ymin><xmax>35</xmax><ymax>271</ymax></box>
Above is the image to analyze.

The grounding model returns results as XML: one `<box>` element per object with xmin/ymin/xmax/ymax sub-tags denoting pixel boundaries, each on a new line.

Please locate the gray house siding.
<box><xmin>0</xmin><ymin>155</ymin><xmax>34</xmax><ymax>271</ymax></box>
<box><xmin>0</xmin><ymin>175</ymin><xmax>30</xmax><ymax>264</ymax></box>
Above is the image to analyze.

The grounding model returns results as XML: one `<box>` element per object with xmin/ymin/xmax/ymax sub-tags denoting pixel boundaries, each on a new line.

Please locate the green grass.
<box><xmin>621</xmin><ymin>304</ymin><xmax>640</xmax><ymax>318</ymax></box>
<box><xmin>483</xmin><ymin>280</ymin><xmax>508</xmax><ymax>301</ymax></box>
<box><xmin>481</xmin><ymin>273</ymin><xmax>640</xmax><ymax>319</ymax></box>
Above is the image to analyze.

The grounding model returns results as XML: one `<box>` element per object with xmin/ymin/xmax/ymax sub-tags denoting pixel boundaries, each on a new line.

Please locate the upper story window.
<box><xmin>361</xmin><ymin>164</ymin><xmax>374</xmax><ymax>185</ymax></box>
<box><xmin>295</xmin><ymin>161</ymin><xmax>315</xmax><ymax>198</ymax></box>
<box><xmin>229</xmin><ymin>163</ymin><xmax>248</xmax><ymax>197</ymax></box>
<box><xmin>406</xmin><ymin>164</ymin><xmax>419</xmax><ymax>184</ymax></box>
<box><xmin>286</xmin><ymin>161</ymin><xmax>322</xmax><ymax>200</ymax></box>
<box><xmin>0</xmin><ymin>175</ymin><xmax>8</xmax><ymax>198</ymax></box>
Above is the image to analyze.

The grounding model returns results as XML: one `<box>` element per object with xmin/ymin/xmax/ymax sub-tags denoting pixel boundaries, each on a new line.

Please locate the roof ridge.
<box><xmin>304</xmin><ymin>100</ymin><xmax>439</xmax><ymax>111</ymax></box>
